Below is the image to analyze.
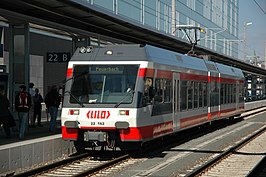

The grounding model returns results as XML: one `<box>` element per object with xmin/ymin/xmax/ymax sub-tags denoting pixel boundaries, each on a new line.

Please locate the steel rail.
<box><xmin>13</xmin><ymin>152</ymin><xmax>89</xmax><ymax>177</ymax></box>
<box><xmin>12</xmin><ymin>107</ymin><xmax>266</xmax><ymax>177</ymax></box>
<box><xmin>186</xmin><ymin>125</ymin><xmax>266</xmax><ymax>177</ymax></box>
<box><xmin>73</xmin><ymin>154</ymin><xmax>130</xmax><ymax>177</ymax></box>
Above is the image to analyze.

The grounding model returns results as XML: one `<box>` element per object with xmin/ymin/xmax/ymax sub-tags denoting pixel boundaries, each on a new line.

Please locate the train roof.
<box><xmin>71</xmin><ymin>44</ymin><xmax>208</xmax><ymax>71</ymax></box>
<box><xmin>71</xmin><ymin>44</ymin><xmax>244</xmax><ymax>79</ymax></box>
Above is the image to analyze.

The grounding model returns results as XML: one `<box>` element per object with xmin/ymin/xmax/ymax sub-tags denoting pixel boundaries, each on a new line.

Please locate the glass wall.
<box><xmin>76</xmin><ymin>0</ymin><xmax>239</xmax><ymax>58</ymax></box>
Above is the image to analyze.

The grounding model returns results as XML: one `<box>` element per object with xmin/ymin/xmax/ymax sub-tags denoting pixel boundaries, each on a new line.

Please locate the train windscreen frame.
<box><xmin>70</xmin><ymin>64</ymin><xmax>139</xmax><ymax>104</ymax></box>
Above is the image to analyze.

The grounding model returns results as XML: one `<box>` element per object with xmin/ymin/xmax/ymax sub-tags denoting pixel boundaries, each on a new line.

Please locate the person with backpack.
<box><xmin>45</xmin><ymin>85</ymin><xmax>61</xmax><ymax>132</ymax></box>
<box><xmin>15</xmin><ymin>84</ymin><xmax>31</xmax><ymax>140</ymax></box>
<box><xmin>33</xmin><ymin>88</ymin><xmax>44</xmax><ymax>127</ymax></box>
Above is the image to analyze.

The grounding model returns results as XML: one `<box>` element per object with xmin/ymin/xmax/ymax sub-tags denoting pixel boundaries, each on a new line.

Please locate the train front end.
<box><xmin>61</xmin><ymin>46</ymin><xmax>147</xmax><ymax>150</ymax></box>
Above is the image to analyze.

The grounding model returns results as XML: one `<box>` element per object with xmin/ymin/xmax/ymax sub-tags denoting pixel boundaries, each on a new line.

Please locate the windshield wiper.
<box><xmin>65</xmin><ymin>91</ymin><xmax>85</xmax><ymax>107</ymax></box>
<box><xmin>114</xmin><ymin>90</ymin><xmax>134</xmax><ymax>108</ymax></box>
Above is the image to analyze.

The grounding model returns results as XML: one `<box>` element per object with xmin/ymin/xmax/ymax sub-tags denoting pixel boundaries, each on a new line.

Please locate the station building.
<box><xmin>0</xmin><ymin>0</ymin><xmax>248</xmax><ymax>112</ymax></box>
<box><xmin>87</xmin><ymin>0</ymin><xmax>239</xmax><ymax>57</ymax></box>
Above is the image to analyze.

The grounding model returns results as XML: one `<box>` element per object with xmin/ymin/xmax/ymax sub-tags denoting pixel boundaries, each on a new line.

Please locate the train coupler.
<box><xmin>83</xmin><ymin>131</ymin><xmax>108</xmax><ymax>142</ymax></box>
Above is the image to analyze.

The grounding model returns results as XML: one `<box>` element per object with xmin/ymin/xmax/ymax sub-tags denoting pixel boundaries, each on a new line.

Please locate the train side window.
<box><xmin>154</xmin><ymin>79</ymin><xmax>163</xmax><ymax>103</ymax></box>
<box><xmin>194</xmin><ymin>82</ymin><xmax>198</xmax><ymax>109</ymax></box>
<box><xmin>143</xmin><ymin>77</ymin><xmax>154</xmax><ymax>105</ymax></box>
<box><xmin>164</xmin><ymin>79</ymin><xmax>172</xmax><ymax>103</ymax></box>
<box><xmin>229</xmin><ymin>84</ymin><xmax>232</xmax><ymax>103</ymax></box>
<box><xmin>210</xmin><ymin>81</ymin><xmax>219</xmax><ymax>107</ymax></box>
<box><xmin>199</xmin><ymin>82</ymin><xmax>203</xmax><ymax>107</ymax></box>
<box><xmin>181</xmin><ymin>81</ymin><xmax>187</xmax><ymax>111</ymax></box>
<box><xmin>225</xmin><ymin>84</ymin><xmax>228</xmax><ymax>104</ymax></box>
<box><xmin>220</xmin><ymin>83</ymin><xmax>224</xmax><ymax>104</ymax></box>
<box><xmin>227</xmin><ymin>84</ymin><xmax>230</xmax><ymax>103</ymax></box>
<box><xmin>203</xmin><ymin>82</ymin><xmax>207</xmax><ymax>107</ymax></box>
<box><xmin>239</xmin><ymin>83</ymin><xmax>244</xmax><ymax>103</ymax></box>
<box><xmin>233</xmin><ymin>84</ymin><xmax>236</xmax><ymax>103</ymax></box>
<box><xmin>231</xmin><ymin>84</ymin><xmax>233</xmax><ymax>103</ymax></box>
<box><xmin>228</xmin><ymin>84</ymin><xmax>230</xmax><ymax>104</ymax></box>
<box><xmin>223</xmin><ymin>84</ymin><xmax>225</xmax><ymax>104</ymax></box>
<box><xmin>187</xmin><ymin>81</ymin><xmax>193</xmax><ymax>109</ymax></box>
<box><xmin>154</xmin><ymin>78</ymin><xmax>172</xmax><ymax>104</ymax></box>
<box><xmin>232</xmin><ymin>84</ymin><xmax>234</xmax><ymax>103</ymax></box>
<box><xmin>152</xmin><ymin>78</ymin><xmax>172</xmax><ymax>115</ymax></box>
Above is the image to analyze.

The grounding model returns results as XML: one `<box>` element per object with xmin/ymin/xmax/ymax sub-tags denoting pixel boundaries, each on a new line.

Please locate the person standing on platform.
<box><xmin>15</xmin><ymin>84</ymin><xmax>31</xmax><ymax>140</ymax></box>
<box><xmin>33</xmin><ymin>88</ymin><xmax>44</xmax><ymax>127</ymax></box>
<box><xmin>0</xmin><ymin>87</ymin><xmax>11</xmax><ymax>138</ymax></box>
<box><xmin>29</xmin><ymin>82</ymin><xmax>35</xmax><ymax>128</ymax></box>
<box><xmin>45</xmin><ymin>85</ymin><xmax>61</xmax><ymax>132</ymax></box>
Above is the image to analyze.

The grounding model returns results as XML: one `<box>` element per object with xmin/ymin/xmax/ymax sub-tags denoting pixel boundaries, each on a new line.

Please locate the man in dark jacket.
<box><xmin>15</xmin><ymin>84</ymin><xmax>31</xmax><ymax>140</ymax></box>
<box><xmin>0</xmin><ymin>87</ymin><xmax>11</xmax><ymax>137</ymax></box>
<box><xmin>45</xmin><ymin>85</ymin><xmax>61</xmax><ymax>132</ymax></box>
<box><xmin>33</xmin><ymin>88</ymin><xmax>44</xmax><ymax>127</ymax></box>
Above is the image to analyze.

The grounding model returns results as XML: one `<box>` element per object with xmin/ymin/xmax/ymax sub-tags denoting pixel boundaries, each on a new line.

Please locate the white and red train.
<box><xmin>61</xmin><ymin>44</ymin><xmax>245</xmax><ymax>151</ymax></box>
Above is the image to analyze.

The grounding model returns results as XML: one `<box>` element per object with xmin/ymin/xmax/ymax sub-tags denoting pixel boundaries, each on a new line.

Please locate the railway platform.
<box><xmin>0</xmin><ymin>109</ymin><xmax>75</xmax><ymax>176</ymax></box>
<box><xmin>0</xmin><ymin>105</ymin><xmax>62</xmax><ymax>145</ymax></box>
<box><xmin>0</xmin><ymin>100</ymin><xmax>266</xmax><ymax>176</ymax></box>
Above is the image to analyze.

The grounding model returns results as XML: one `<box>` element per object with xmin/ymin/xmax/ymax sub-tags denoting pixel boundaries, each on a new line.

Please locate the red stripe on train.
<box><xmin>67</xmin><ymin>68</ymin><xmax>73</xmax><ymax>78</ymax></box>
<box><xmin>156</xmin><ymin>70</ymin><xmax>173</xmax><ymax>79</ymax></box>
<box><xmin>62</xmin><ymin>108</ymin><xmax>243</xmax><ymax>141</ymax></box>
<box><xmin>180</xmin><ymin>113</ymin><xmax>208</xmax><ymax>128</ymax></box>
<box><xmin>138</xmin><ymin>68</ymin><xmax>155</xmax><ymax>77</ymax></box>
<box><xmin>120</xmin><ymin>121</ymin><xmax>173</xmax><ymax>141</ymax></box>
<box><xmin>180</xmin><ymin>73</ymin><xmax>208</xmax><ymax>81</ymax></box>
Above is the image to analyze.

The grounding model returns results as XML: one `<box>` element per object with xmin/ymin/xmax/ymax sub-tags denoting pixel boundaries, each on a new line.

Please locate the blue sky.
<box><xmin>238</xmin><ymin>0</ymin><xmax>266</xmax><ymax>61</ymax></box>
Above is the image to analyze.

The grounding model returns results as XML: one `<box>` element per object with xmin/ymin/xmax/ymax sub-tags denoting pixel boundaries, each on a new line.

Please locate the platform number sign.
<box><xmin>47</xmin><ymin>52</ymin><xmax>71</xmax><ymax>63</ymax></box>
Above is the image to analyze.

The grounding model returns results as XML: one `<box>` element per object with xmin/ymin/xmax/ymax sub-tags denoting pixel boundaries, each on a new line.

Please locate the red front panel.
<box><xmin>62</xmin><ymin>126</ymin><xmax>78</xmax><ymax>140</ymax></box>
<box><xmin>119</xmin><ymin>121</ymin><xmax>173</xmax><ymax>141</ymax></box>
<box><xmin>62</xmin><ymin>122</ymin><xmax>174</xmax><ymax>142</ymax></box>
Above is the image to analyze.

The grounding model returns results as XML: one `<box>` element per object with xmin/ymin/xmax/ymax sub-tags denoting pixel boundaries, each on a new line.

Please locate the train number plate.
<box><xmin>91</xmin><ymin>122</ymin><xmax>105</xmax><ymax>125</ymax></box>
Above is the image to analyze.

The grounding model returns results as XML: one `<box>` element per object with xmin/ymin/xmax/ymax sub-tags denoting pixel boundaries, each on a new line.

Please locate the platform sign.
<box><xmin>46</xmin><ymin>52</ymin><xmax>71</xmax><ymax>63</ymax></box>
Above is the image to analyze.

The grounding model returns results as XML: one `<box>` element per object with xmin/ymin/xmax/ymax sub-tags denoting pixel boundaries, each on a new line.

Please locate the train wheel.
<box><xmin>74</xmin><ymin>140</ymin><xmax>87</xmax><ymax>153</ymax></box>
<box><xmin>119</xmin><ymin>142</ymin><xmax>142</xmax><ymax>151</ymax></box>
<box><xmin>229</xmin><ymin>116</ymin><xmax>235</xmax><ymax>121</ymax></box>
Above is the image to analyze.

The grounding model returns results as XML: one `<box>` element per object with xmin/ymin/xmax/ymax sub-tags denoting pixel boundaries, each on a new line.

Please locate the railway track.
<box><xmin>186</xmin><ymin>124</ymin><xmax>266</xmax><ymax>177</ymax></box>
<box><xmin>12</xmin><ymin>122</ymin><xmax>230</xmax><ymax>177</ymax></box>
<box><xmin>13</xmin><ymin>151</ymin><xmax>129</xmax><ymax>177</ymax></box>
<box><xmin>13</xmin><ymin>107</ymin><xmax>266</xmax><ymax>177</ymax></box>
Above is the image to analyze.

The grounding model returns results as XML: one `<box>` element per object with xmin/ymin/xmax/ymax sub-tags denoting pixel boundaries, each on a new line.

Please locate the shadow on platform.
<box><xmin>0</xmin><ymin>111</ymin><xmax>62</xmax><ymax>146</ymax></box>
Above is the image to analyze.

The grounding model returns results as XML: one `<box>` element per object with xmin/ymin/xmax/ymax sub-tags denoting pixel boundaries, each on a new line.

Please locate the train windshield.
<box><xmin>70</xmin><ymin>65</ymin><xmax>139</xmax><ymax>104</ymax></box>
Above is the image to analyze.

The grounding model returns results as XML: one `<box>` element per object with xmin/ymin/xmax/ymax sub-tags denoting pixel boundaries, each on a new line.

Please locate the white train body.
<box><xmin>61</xmin><ymin>44</ymin><xmax>245</xmax><ymax>150</ymax></box>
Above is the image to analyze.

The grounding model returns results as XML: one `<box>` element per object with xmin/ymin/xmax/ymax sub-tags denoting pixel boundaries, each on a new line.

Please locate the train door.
<box><xmin>173</xmin><ymin>73</ymin><xmax>180</xmax><ymax>130</ymax></box>
<box><xmin>208</xmin><ymin>71</ymin><xmax>219</xmax><ymax>120</ymax></box>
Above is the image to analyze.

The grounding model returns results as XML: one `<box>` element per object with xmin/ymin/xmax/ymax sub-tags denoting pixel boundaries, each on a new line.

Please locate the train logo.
<box><xmin>87</xmin><ymin>110</ymin><xmax>110</xmax><ymax>119</ymax></box>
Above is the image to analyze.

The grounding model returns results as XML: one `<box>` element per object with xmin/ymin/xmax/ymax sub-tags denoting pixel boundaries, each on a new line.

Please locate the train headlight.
<box><xmin>86</xmin><ymin>46</ymin><xmax>93</xmax><ymax>53</ymax></box>
<box><xmin>119</xmin><ymin>110</ymin><xmax>129</xmax><ymax>116</ymax></box>
<box><xmin>105</xmin><ymin>50</ymin><xmax>113</xmax><ymax>55</ymax></box>
<box><xmin>69</xmin><ymin>109</ymin><xmax>80</xmax><ymax>115</ymax></box>
<box><xmin>79</xmin><ymin>46</ymin><xmax>86</xmax><ymax>53</ymax></box>
<box><xmin>79</xmin><ymin>46</ymin><xmax>93</xmax><ymax>53</ymax></box>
